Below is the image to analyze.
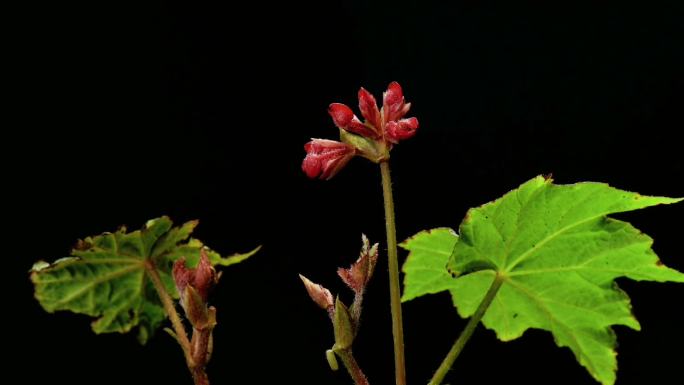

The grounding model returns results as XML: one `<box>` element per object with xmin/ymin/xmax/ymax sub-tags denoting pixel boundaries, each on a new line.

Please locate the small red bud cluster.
<box><xmin>303</xmin><ymin>82</ymin><xmax>419</xmax><ymax>180</ymax></box>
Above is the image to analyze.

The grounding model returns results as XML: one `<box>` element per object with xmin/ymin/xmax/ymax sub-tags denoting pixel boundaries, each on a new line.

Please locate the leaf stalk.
<box><xmin>428</xmin><ymin>273</ymin><xmax>505</xmax><ymax>385</ymax></box>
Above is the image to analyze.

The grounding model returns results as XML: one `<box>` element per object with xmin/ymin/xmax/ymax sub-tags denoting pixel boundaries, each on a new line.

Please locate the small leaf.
<box><xmin>333</xmin><ymin>297</ymin><xmax>354</xmax><ymax>350</ymax></box>
<box><xmin>30</xmin><ymin>217</ymin><xmax>254</xmax><ymax>343</ymax></box>
<box><xmin>402</xmin><ymin>176</ymin><xmax>684</xmax><ymax>385</ymax></box>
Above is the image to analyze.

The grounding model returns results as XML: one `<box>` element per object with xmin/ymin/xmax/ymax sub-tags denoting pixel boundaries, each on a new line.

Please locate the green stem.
<box><xmin>428</xmin><ymin>273</ymin><xmax>505</xmax><ymax>385</ymax></box>
<box><xmin>380</xmin><ymin>160</ymin><xmax>406</xmax><ymax>385</ymax></box>
<box><xmin>337</xmin><ymin>349</ymin><xmax>370</xmax><ymax>385</ymax></box>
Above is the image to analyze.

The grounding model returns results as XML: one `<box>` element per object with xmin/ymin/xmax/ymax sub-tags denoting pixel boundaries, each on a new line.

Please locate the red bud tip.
<box><xmin>328</xmin><ymin>103</ymin><xmax>354</xmax><ymax>128</ymax></box>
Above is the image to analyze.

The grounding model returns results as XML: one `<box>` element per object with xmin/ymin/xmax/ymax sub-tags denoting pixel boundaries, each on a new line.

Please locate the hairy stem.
<box><xmin>191</xmin><ymin>369</ymin><xmax>210</xmax><ymax>385</ymax></box>
<box><xmin>428</xmin><ymin>273</ymin><xmax>505</xmax><ymax>385</ymax></box>
<box><xmin>337</xmin><ymin>349</ymin><xmax>371</xmax><ymax>385</ymax></box>
<box><xmin>380</xmin><ymin>160</ymin><xmax>406</xmax><ymax>385</ymax></box>
<box><xmin>145</xmin><ymin>260</ymin><xmax>209</xmax><ymax>385</ymax></box>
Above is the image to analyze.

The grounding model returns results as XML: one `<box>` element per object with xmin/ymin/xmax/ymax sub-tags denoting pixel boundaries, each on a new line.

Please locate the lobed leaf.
<box><xmin>402</xmin><ymin>176</ymin><xmax>684</xmax><ymax>385</ymax></box>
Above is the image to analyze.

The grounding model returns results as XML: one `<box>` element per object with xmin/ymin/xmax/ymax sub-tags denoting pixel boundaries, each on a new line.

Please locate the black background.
<box><xmin>14</xmin><ymin>1</ymin><xmax>683</xmax><ymax>384</ymax></box>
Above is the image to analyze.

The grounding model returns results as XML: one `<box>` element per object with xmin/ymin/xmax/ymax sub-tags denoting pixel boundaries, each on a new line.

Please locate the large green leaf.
<box><xmin>401</xmin><ymin>176</ymin><xmax>683</xmax><ymax>385</ymax></box>
<box><xmin>31</xmin><ymin>216</ymin><xmax>257</xmax><ymax>343</ymax></box>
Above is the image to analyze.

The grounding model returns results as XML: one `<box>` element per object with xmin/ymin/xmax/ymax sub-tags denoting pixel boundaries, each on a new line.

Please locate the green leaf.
<box><xmin>333</xmin><ymin>297</ymin><xmax>354</xmax><ymax>350</ymax></box>
<box><xmin>401</xmin><ymin>176</ymin><xmax>684</xmax><ymax>385</ymax></box>
<box><xmin>213</xmin><ymin>245</ymin><xmax>262</xmax><ymax>267</ymax></box>
<box><xmin>31</xmin><ymin>216</ymin><xmax>257</xmax><ymax>343</ymax></box>
<box><xmin>162</xmin><ymin>240</ymin><xmax>261</xmax><ymax>269</ymax></box>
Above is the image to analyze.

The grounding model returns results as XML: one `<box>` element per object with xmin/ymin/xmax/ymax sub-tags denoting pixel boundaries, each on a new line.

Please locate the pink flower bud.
<box><xmin>299</xmin><ymin>274</ymin><xmax>334</xmax><ymax>311</ymax></box>
<box><xmin>383</xmin><ymin>81</ymin><xmax>412</xmax><ymax>122</ymax></box>
<box><xmin>358</xmin><ymin>87</ymin><xmax>382</xmax><ymax>130</ymax></box>
<box><xmin>385</xmin><ymin>117</ymin><xmax>419</xmax><ymax>144</ymax></box>
<box><xmin>302</xmin><ymin>139</ymin><xmax>355</xmax><ymax>180</ymax></box>
<box><xmin>329</xmin><ymin>103</ymin><xmax>379</xmax><ymax>139</ymax></box>
<box><xmin>337</xmin><ymin>235</ymin><xmax>379</xmax><ymax>294</ymax></box>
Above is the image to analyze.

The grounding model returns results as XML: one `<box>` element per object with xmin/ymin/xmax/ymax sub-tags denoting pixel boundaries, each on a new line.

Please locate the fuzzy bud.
<box><xmin>299</xmin><ymin>274</ymin><xmax>334</xmax><ymax>313</ymax></box>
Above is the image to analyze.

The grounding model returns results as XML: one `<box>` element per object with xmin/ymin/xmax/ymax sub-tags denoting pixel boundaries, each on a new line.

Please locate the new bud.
<box><xmin>299</xmin><ymin>274</ymin><xmax>334</xmax><ymax>313</ymax></box>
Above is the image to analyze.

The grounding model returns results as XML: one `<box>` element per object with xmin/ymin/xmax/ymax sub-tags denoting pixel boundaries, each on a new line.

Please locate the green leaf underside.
<box><xmin>31</xmin><ymin>216</ymin><xmax>258</xmax><ymax>344</ymax></box>
<box><xmin>401</xmin><ymin>176</ymin><xmax>684</xmax><ymax>385</ymax></box>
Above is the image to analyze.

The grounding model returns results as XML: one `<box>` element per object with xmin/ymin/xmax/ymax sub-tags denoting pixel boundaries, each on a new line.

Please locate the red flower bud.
<box><xmin>329</xmin><ymin>103</ymin><xmax>379</xmax><ymax>139</ymax></box>
<box><xmin>173</xmin><ymin>250</ymin><xmax>217</xmax><ymax>330</ymax></box>
<box><xmin>383</xmin><ymin>81</ymin><xmax>412</xmax><ymax>122</ymax></box>
<box><xmin>385</xmin><ymin>117</ymin><xmax>419</xmax><ymax>144</ymax></box>
<box><xmin>358</xmin><ymin>87</ymin><xmax>382</xmax><ymax>130</ymax></box>
<box><xmin>328</xmin><ymin>103</ymin><xmax>354</xmax><ymax>127</ymax></box>
<box><xmin>302</xmin><ymin>139</ymin><xmax>355</xmax><ymax>180</ymax></box>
